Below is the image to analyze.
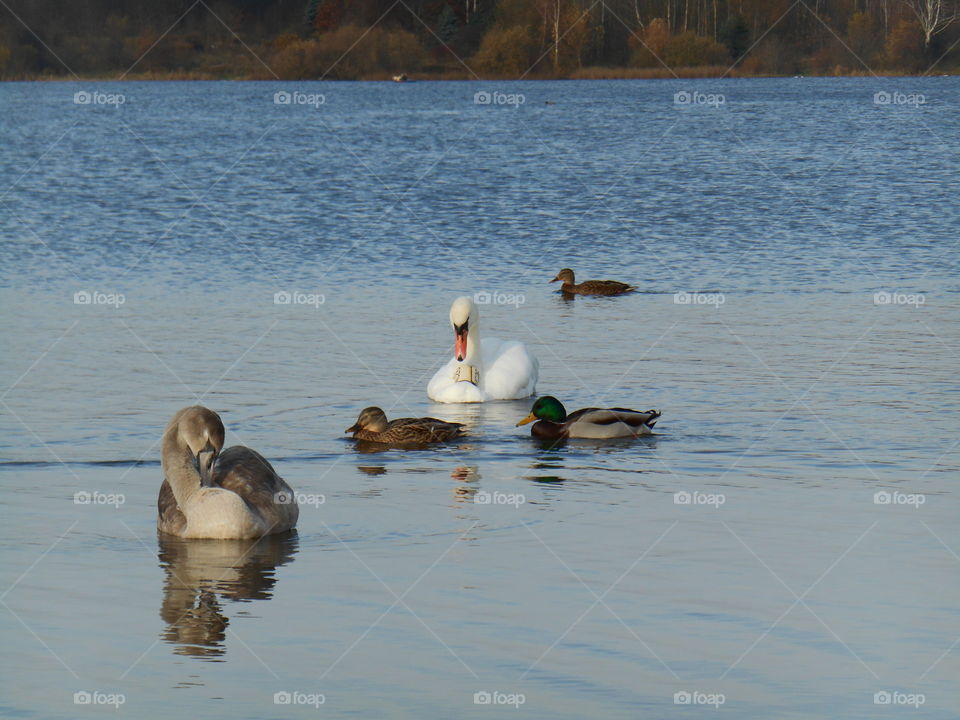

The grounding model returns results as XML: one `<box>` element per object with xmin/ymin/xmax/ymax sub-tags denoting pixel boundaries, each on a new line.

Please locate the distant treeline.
<box><xmin>1</xmin><ymin>0</ymin><xmax>957</xmax><ymax>79</ymax></box>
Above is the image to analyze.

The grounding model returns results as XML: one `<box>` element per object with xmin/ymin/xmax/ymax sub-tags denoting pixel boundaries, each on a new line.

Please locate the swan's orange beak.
<box><xmin>454</xmin><ymin>326</ymin><xmax>468</xmax><ymax>362</ymax></box>
<box><xmin>516</xmin><ymin>412</ymin><xmax>537</xmax><ymax>426</ymax></box>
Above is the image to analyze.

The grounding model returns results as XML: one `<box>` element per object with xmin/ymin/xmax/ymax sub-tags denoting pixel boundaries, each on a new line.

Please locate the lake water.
<box><xmin>0</xmin><ymin>78</ymin><xmax>957</xmax><ymax>718</ymax></box>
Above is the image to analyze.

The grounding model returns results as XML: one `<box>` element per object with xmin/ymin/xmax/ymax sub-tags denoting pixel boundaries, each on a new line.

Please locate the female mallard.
<box><xmin>516</xmin><ymin>396</ymin><xmax>660</xmax><ymax>439</ymax></box>
<box><xmin>550</xmin><ymin>268</ymin><xmax>635</xmax><ymax>296</ymax></box>
<box><xmin>346</xmin><ymin>407</ymin><xmax>466</xmax><ymax>444</ymax></box>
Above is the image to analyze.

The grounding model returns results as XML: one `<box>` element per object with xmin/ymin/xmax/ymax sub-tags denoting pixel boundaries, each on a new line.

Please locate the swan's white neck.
<box><xmin>463</xmin><ymin>324</ymin><xmax>482</xmax><ymax>365</ymax></box>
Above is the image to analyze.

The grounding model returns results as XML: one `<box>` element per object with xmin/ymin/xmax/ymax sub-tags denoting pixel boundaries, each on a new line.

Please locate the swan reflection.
<box><xmin>158</xmin><ymin>532</ymin><xmax>298</xmax><ymax>658</ymax></box>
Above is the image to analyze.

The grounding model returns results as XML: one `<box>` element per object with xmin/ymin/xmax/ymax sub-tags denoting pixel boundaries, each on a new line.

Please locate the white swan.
<box><xmin>427</xmin><ymin>296</ymin><xmax>539</xmax><ymax>403</ymax></box>
<box><xmin>158</xmin><ymin>406</ymin><xmax>298</xmax><ymax>539</ymax></box>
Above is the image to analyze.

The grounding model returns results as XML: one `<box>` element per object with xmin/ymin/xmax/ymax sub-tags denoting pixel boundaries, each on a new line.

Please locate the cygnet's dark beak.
<box><xmin>196</xmin><ymin>443</ymin><xmax>219</xmax><ymax>487</ymax></box>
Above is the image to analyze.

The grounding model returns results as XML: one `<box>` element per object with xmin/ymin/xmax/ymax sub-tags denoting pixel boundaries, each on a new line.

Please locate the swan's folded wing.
<box><xmin>214</xmin><ymin>446</ymin><xmax>298</xmax><ymax>532</ymax></box>
<box><xmin>482</xmin><ymin>338</ymin><xmax>539</xmax><ymax>400</ymax></box>
<box><xmin>157</xmin><ymin>478</ymin><xmax>187</xmax><ymax>536</ymax></box>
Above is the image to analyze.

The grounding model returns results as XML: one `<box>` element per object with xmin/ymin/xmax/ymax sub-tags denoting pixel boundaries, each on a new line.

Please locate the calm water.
<box><xmin>1</xmin><ymin>78</ymin><xmax>958</xmax><ymax>718</ymax></box>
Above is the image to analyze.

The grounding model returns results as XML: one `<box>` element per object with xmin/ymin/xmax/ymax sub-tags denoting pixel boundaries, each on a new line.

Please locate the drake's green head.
<box><xmin>516</xmin><ymin>396</ymin><xmax>567</xmax><ymax>426</ymax></box>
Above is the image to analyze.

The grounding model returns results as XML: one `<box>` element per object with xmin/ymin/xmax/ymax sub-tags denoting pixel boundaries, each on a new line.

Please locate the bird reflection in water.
<box><xmin>525</xmin><ymin>443</ymin><xmax>569</xmax><ymax>484</ymax></box>
<box><xmin>451</xmin><ymin>465</ymin><xmax>481</xmax><ymax>504</ymax></box>
<box><xmin>357</xmin><ymin>464</ymin><xmax>388</xmax><ymax>476</ymax></box>
<box><xmin>158</xmin><ymin>532</ymin><xmax>298</xmax><ymax>658</ymax></box>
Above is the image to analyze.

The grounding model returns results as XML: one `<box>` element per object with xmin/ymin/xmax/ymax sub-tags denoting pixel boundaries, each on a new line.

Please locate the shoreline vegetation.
<box><xmin>7</xmin><ymin>67</ymin><xmax>958</xmax><ymax>82</ymax></box>
<box><xmin>2</xmin><ymin>1</ymin><xmax>958</xmax><ymax>82</ymax></box>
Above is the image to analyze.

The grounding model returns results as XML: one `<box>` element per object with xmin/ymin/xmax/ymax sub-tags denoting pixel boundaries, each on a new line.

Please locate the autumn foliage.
<box><xmin>0</xmin><ymin>0</ymin><xmax>956</xmax><ymax>79</ymax></box>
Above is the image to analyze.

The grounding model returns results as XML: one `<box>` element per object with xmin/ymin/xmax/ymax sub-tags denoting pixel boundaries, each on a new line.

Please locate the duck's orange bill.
<box><xmin>455</xmin><ymin>329</ymin><xmax>468</xmax><ymax>361</ymax></box>
<box><xmin>516</xmin><ymin>412</ymin><xmax>537</xmax><ymax>426</ymax></box>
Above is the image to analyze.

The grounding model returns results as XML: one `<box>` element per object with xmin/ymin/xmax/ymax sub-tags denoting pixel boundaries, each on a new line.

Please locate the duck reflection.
<box><xmin>351</xmin><ymin>439</ymin><xmax>464</xmax><ymax>454</ymax></box>
<box><xmin>158</xmin><ymin>532</ymin><xmax>298</xmax><ymax>658</ymax></box>
<box><xmin>526</xmin><ymin>432</ymin><xmax>659</xmax><ymax>453</ymax></box>
<box><xmin>448</xmin><ymin>465</ymin><xmax>481</xmax><ymax>505</ymax></box>
<box><xmin>357</xmin><ymin>464</ymin><xmax>388</xmax><ymax>476</ymax></box>
<box><xmin>523</xmin><ymin>434</ymin><xmax>660</xmax><ymax>485</ymax></box>
<box><xmin>526</xmin><ymin>447</ymin><xmax>569</xmax><ymax>484</ymax></box>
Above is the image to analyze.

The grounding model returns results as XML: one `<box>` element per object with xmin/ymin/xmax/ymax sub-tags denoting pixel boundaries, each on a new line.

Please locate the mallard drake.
<box><xmin>550</xmin><ymin>268</ymin><xmax>635</xmax><ymax>296</ymax></box>
<box><xmin>158</xmin><ymin>406</ymin><xmax>298</xmax><ymax>539</ymax></box>
<box><xmin>516</xmin><ymin>396</ymin><xmax>660</xmax><ymax>439</ymax></box>
<box><xmin>346</xmin><ymin>407</ymin><xmax>466</xmax><ymax>444</ymax></box>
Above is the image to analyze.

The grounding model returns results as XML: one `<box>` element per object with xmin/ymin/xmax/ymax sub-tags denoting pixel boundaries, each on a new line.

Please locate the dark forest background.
<box><xmin>1</xmin><ymin>0</ymin><xmax>957</xmax><ymax>79</ymax></box>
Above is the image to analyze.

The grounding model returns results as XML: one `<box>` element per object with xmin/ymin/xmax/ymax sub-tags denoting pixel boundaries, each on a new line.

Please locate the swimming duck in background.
<box><xmin>550</xmin><ymin>268</ymin><xmax>635</xmax><ymax>296</ymax></box>
<box><xmin>516</xmin><ymin>396</ymin><xmax>661</xmax><ymax>439</ymax></box>
<box><xmin>346</xmin><ymin>407</ymin><xmax>466</xmax><ymax>444</ymax></box>
<box><xmin>427</xmin><ymin>296</ymin><xmax>539</xmax><ymax>403</ymax></box>
<box><xmin>158</xmin><ymin>406</ymin><xmax>298</xmax><ymax>539</ymax></box>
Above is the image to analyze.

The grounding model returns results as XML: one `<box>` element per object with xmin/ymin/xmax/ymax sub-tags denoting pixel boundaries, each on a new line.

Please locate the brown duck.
<box><xmin>346</xmin><ymin>407</ymin><xmax>466</xmax><ymax>444</ymax></box>
<box><xmin>550</xmin><ymin>268</ymin><xmax>635</xmax><ymax>296</ymax></box>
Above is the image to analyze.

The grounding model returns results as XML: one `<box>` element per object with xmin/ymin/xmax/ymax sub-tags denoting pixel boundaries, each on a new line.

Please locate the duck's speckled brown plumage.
<box><xmin>346</xmin><ymin>407</ymin><xmax>466</xmax><ymax>444</ymax></box>
<box><xmin>551</xmin><ymin>268</ymin><xmax>635</xmax><ymax>296</ymax></box>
